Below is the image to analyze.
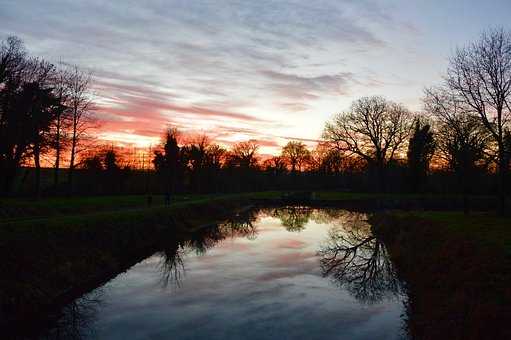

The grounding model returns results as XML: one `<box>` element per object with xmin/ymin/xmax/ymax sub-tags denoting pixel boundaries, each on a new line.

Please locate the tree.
<box><xmin>0</xmin><ymin>36</ymin><xmax>25</xmax><ymax>83</ymax></box>
<box><xmin>227</xmin><ymin>140</ymin><xmax>259</xmax><ymax>169</ymax></box>
<box><xmin>323</xmin><ymin>96</ymin><xmax>411</xmax><ymax>191</ymax></box>
<box><xmin>103</xmin><ymin>148</ymin><xmax>120</xmax><ymax>173</ymax></box>
<box><xmin>407</xmin><ymin>119</ymin><xmax>436</xmax><ymax>193</ymax></box>
<box><xmin>153</xmin><ymin>128</ymin><xmax>182</xmax><ymax>193</ymax></box>
<box><xmin>312</xmin><ymin>142</ymin><xmax>344</xmax><ymax>175</ymax></box>
<box><xmin>281</xmin><ymin>141</ymin><xmax>311</xmax><ymax>172</ymax></box>
<box><xmin>185</xmin><ymin>134</ymin><xmax>210</xmax><ymax>193</ymax></box>
<box><xmin>446</xmin><ymin>28</ymin><xmax>511</xmax><ymax>214</ymax></box>
<box><xmin>0</xmin><ymin>37</ymin><xmax>61</xmax><ymax>196</ymax></box>
<box><xmin>66</xmin><ymin>65</ymin><xmax>95</xmax><ymax>195</ymax></box>
<box><xmin>0</xmin><ymin>36</ymin><xmax>28</xmax><ymax>194</ymax></box>
<box><xmin>424</xmin><ymin>87</ymin><xmax>491</xmax><ymax>213</ymax></box>
<box><xmin>204</xmin><ymin>143</ymin><xmax>226</xmax><ymax>192</ymax></box>
<box><xmin>263</xmin><ymin>156</ymin><xmax>287</xmax><ymax>175</ymax></box>
<box><xmin>81</xmin><ymin>154</ymin><xmax>103</xmax><ymax>171</ymax></box>
<box><xmin>50</xmin><ymin>65</ymin><xmax>72</xmax><ymax>188</ymax></box>
<box><xmin>205</xmin><ymin>144</ymin><xmax>225</xmax><ymax>170</ymax></box>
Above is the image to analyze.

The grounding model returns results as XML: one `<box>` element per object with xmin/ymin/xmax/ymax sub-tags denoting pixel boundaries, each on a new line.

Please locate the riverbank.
<box><xmin>371</xmin><ymin>212</ymin><xmax>511</xmax><ymax>339</ymax></box>
<box><xmin>1</xmin><ymin>191</ymin><xmax>504</xmax><ymax>222</ymax></box>
<box><xmin>0</xmin><ymin>193</ymin><xmax>267</xmax><ymax>337</ymax></box>
<box><xmin>2</xmin><ymin>192</ymin><xmax>509</xmax><ymax>337</ymax></box>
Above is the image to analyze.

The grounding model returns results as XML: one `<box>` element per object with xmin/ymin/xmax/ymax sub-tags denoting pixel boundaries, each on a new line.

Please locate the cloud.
<box><xmin>0</xmin><ymin>0</ymin><xmax>420</xmax><ymax>149</ymax></box>
<box><xmin>261</xmin><ymin>70</ymin><xmax>354</xmax><ymax>100</ymax></box>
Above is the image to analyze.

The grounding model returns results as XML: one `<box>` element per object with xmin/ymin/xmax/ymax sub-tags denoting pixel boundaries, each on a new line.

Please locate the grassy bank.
<box><xmin>388</xmin><ymin>211</ymin><xmax>511</xmax><ymax>253</ymax></box>
<box><xmin>371</xmin><ymin>212</ymin><xmax>511</xmax><ymax>339</ymax></box>
<box><xmin>0</xmin><ymin>193</ymin><xmax>275</xmax><ymax>335</ymax></box>
<box><xmin>0</xmin><ymin>191</ymin><xmax>282</xmax><ymax>220</ymax></box>
<box><xmin>1</xmin><ymin>191</ymin><xmax>505</xmax><ymax>222</ymax></box>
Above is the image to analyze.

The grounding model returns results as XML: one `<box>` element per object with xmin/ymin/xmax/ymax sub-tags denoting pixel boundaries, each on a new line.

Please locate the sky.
<box><xmin>2</xmin><ymin>0</ymin><xmax>511</xmax><ymax>155</ymax></box>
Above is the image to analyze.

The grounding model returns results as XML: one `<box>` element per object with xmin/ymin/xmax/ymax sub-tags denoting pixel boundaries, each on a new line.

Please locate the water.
<box><xmin>45</xmin><ymin>207</ymin><xmax>407</xmax><ymax>340</ymax></box>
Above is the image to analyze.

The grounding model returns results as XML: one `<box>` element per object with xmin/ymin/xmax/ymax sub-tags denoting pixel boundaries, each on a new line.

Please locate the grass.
<box><xmin>0</xmin><ymin>191</ymin><xmax>282</xmax><ymax>221</ymax></box>
<box><xmin>314</xmin><ymin>191</ymin><xmax>493</xmax><ymax>201</ymax></box>
<box><xmin>372</xmin><ymin>211</ymin><xmax>511</xmax><ymax>338</ymax></box>
<box><xmin>388</xmin><ymin>210</ymin><xmax>511</xmax><ymax>254</ymax></box>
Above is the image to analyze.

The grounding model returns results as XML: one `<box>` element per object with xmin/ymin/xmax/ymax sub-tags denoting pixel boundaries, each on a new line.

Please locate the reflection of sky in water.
<box><xmin>76</xmin><ymin>214</ymin><xmax>406</xmax><ymax>340</ymax></box>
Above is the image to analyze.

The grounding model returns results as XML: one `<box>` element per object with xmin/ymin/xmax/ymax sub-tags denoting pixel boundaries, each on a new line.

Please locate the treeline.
<box><xmin>321</xmin><ymin>28</ymin><xmax>511</xmax><ymax>213</ymax></box>
<box><xmin>2</xmin><ymin>29</ymin><xmax>511</xmax><ymax>214</ymax></box>
<box><xmin>0</xmin><ymin>36</ymin><xmax>95</xmax><ymax>196</ymax></box>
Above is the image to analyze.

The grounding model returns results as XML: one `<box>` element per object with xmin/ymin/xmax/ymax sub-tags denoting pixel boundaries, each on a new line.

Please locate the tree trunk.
<box><xmin>498</xmin><ymin>150</ymin><xmax>507</xmax><ymax>216</ymax></box>
<box><xmin>377</xmin><ymin>161</ymin><xmax>386</xmax><ymax>193</ymax></box>
<box><xmin>68</xmin><ymin>133</ymin><xmax>76</xmax><ymax>195</ymax></box>
<box><xmin>462</xmin><ymin>171</ymin><xmax>470</xmax><ymax>215</ymax></box>
<box><xmin>54</xmin><ymin>113</ymin><xmax>61</xmax><ymax>187</ymax></box>
<box><xmin>34</xmin><ymin>143</ymin><xmax>41</xmax><ymax>199</ymax></box>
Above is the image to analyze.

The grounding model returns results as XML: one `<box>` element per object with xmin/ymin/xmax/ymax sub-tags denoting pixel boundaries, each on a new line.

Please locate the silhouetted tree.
<box><xmin>204</xmin><ymin>143</ymin><xmax>226</xmax><ymax>192</ymax></box>
<box><xmin>281</xmin><ymin>141</ymin><xmax>311</xmax><ymax>172</ymax></box>
<box><xmin>0</xmin><ymin>37</ymin><xmax>62</xmax><ymax>196</ymax></box>
<box><xmin>312</xmin><ymin>142</ymin><xmax>344</xmax><ymax>175</ymax></box>
<box><xmin>67</xmin><ymin>65</ymin><xmax>95</xmax><ymax>195</ymax></box>
<box><xmin>227</xmin><ymin>140</ymin><xmax>259</xmax><ymax>169</ymax></box>
<box><xmin>0</xmin><ymin>36</ymin><xmax>28</xmax><ymax>194</ymax></box>
<box><xmin>263</xmin><ymin>156</ymin><xmax>287</xmax><ymax>175</ymax></box>
<box><xmin>446</xmin><ymin>28</ymin><xmax>511</xmax><ymax>214</ymax></box>
<box><xmin>50</xmin><ymin>65</ymin><xmax>72</xmax><ymax>188</ymax></box>
<box><xmin>323</xmin><ymin>96</ymin><xmax>411</xmax><ymax>192</ymax></box>
<box><xmin>103</xmin><ymin>148</ymin><xmax>119</xmax><ymax>173</ymax></box>
<box><xmin>424</xmin><ymin>87</ymin><xmax>491</xmax><ymax>213</ymax></box>
<box><xmin>153</xmin><ymin>128</ymin><xmax>182</xmax><ymax>193</ymax></box>
<box><xmin>27</xmin><ymin>77</ymin><xmax>62</xmax><ymax>198</ymax></box>
<box><xmin>185</xmin><ymin>134</ymin><xmax>210</xmax><ymax>193</ymax></box>
<box><xmin>82</xmin><ymin>154</ymin><xmax>103</xmax><ymax>171</ymax></box>
<box><xmin>407</xmin><ymin>119</ymin><xmax>436</xmax><ymax>193</ymax></box>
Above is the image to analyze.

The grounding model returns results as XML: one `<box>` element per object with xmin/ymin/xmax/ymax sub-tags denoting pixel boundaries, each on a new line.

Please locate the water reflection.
<box><xmin>158</xmin><ymin>243</ymin><xmax>185</xmax><ymax>289</ymax></box>
<box><xmin>39</xmin><ymin>207</ymin><xmax>406</xmax><ymax>340</ymax></box>
<box><xmin>317</xmin><ymin>213</ymin><xmax>402</xmax><ymax>304</ymax></box>
<box><xmin>271</xmin><ymin>206</ymin><xmax>312</xmax><ymax>232</ymax></box>
<box><xmin>39</xmin><ymin>291</ymin><xmax>103</xmax><ymax>340</ymax></box>
<box><xmin>219</xmin><ymin>208</ymin><xmax>259</xmax><ymax>240</ymax></box>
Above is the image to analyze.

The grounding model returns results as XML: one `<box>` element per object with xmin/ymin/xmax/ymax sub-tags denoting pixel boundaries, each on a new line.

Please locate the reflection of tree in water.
<box><xmin>219</xmin><ymin>208</ymin><xmax>259</xmax><ymax>240</ymax></box>
<box><xmin>272</xmin><ymin>206</ymin><xmax>313</xmax><ymax>232</ymax></box>
<box><xmin>318</xmin><ymin>213</ymin><xmax>402</xmax><ymax>304</ymax></box>
<box><xmin>158</xmin><ymin>209</ymin><xmax>260</xmax><ymax>289</ymax></box>
<box><xmin>40</xmin><ymin>290</ymin><xmax>103</xmax><ymax>340</ymax></box>
<box><xmin>158</xmin><ymin>242</ymin><xmax>186</xmax><ymax>289</ymax></box>
<box><xmin>310</xmin><ymin>208</ymin><xmax>353</xmax><ymax>225</ymax></box>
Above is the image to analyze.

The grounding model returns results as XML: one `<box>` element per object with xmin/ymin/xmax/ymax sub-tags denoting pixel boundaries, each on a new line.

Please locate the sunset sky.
<box><xmin>2</xmin><ymin>0</ymin><xmax>511</xmax><ymax>154</ymax></box>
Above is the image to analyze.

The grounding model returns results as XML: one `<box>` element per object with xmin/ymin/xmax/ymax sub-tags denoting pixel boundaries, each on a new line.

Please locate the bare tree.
<box><xmin>281</xmin><ymin>141</ymin><xmax>311</xmax><ymax>172</ymax></box>
<box><xmin>263</xmin><ymin>155</ymin><xmax>287</xmax><ymax>175</ymax></box>
<box><xmin>323</xmin><ymin>96</ymin><xmax>411</xmax><ymax>191</ymax></box>
<box><xmin>446</xmin><ymin>28</ymin><xmax>511</xmax><ymax>214</ymax></box>
<box><xmin>50</xmin><ymin>64</ymin><xmax>72</xmax><ymax>188</ymax></box>
<box><xmin>311</xmin><ymin>142</ymin><xmax>344</xmax><ymax>175</ymax></box>
<box><xmin>424</xmin><ymin>87</ymin><xmax>492</xmax><ymax>213</ymax></box>
<box><xmin>66</xmin><ymin>65</ymin><xmax>95</xmax><ymax>194</ymax></box>
<box><xmin>26</xmin><ymin>60</ymin><xmax>60</xmax><ymax>198</ymax></box>
<box><xmin>228</xmin><ymin>140</ymin><xmax>259</xmax><ymax>169</ymax></box>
